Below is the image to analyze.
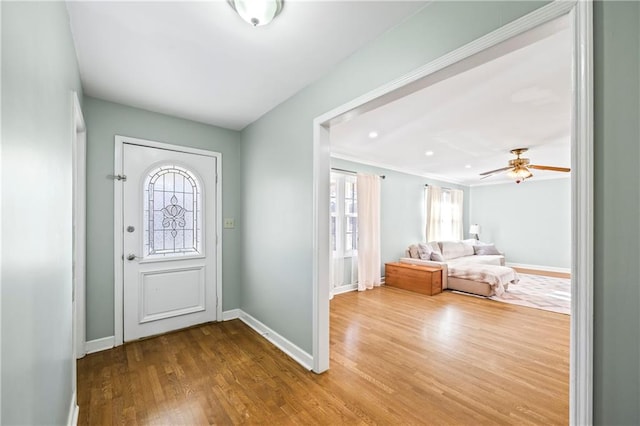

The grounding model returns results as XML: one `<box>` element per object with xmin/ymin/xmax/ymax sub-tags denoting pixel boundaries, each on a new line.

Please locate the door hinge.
<box><xmin>108</xmin><ymin>174</ymin><xmax>127</xmax><ymax>182</ymax></box>
<box><xmin>216</xmin><ymin>174</ymin><xmax>218</xmax><ymax>184</ymax></box>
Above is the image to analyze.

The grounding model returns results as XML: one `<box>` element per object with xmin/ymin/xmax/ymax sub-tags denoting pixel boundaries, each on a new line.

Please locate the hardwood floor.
<box><xmin>78</xmin><ymin>287</ymin><xmax>569</xmax><ymax>425</ymax></box>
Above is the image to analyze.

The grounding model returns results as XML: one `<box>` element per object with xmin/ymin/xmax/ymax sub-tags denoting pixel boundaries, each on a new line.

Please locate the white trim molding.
<box><xmin>569</xmin><ymin>2</ymin><xmax>594</xmax><ymax>425</ymax></box>
<box><xmin>72</xmin><ymin>92</ymin><xmax>87</xmax><ymax>360</ymax></box>
<box><xmin>113</xmin><ymin>136</ymin><xmax>223</xmax><ymax>346</ymax></box>
<box><xmin>222</xmin><ymin>309</ymin><xmax>241</xmax><ymax>321</ymax></box>
<box><xmin>239</xmin><ymin>310</ymin><xmax>313</xmax><ymax>371</ymax></box>
<box><xmin>331</xmin><ymin>284</ymin><xmax>358</xmax><ymax>296</ymax></box>
<box><xmin>313</xmin><ymin>1</ymin><xmax>592</xmax><ymax>425</ymax></box>
<box><xmin>66</xmin><ymin>391</ymin><xmax>79</xmax><ymax>426</ymax></box>
<box><xmin>85</xmin><ymin>336</ymin><xmax>115</xmax><ymax>355</ymax></box>
<box><xmin>506</xmin><ymin>263</ymin><xmax>571</xmax><ymax>275</ymax></box>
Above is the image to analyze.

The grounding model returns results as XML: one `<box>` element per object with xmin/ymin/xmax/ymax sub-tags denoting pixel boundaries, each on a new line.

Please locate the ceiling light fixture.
<box><xmin>425</xmin><ymin>150</ymin><xmax>434</xmax><ymax>156</ymax></box>
<box><xmin>368</xmin><ymin>131</ymin><xmax>378</xmax><ymax>139</ymax></box>
<box><xmin>228</xmin><ymin>0</ymin><xmax>284</xmax><ymax>27</ymax></box>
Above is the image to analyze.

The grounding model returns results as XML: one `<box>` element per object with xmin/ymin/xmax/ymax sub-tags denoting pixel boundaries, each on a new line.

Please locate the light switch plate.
<box><xmin>223</xmin><ymin>218</ymin><xmax>235</xmax><ymax>229</ymax></box>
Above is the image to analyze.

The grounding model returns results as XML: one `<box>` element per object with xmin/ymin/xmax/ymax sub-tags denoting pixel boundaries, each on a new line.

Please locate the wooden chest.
<box><xmin>384</xmin><ymin>262</ymin><xmax>443</xmax><ymax>296</ymax></box>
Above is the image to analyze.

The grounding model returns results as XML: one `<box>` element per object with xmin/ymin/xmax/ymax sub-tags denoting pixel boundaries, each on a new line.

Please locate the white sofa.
<box><xmin>400</xmin><ymin>240</ymin><xmax>507</xmax><ymax>297</ymax></box>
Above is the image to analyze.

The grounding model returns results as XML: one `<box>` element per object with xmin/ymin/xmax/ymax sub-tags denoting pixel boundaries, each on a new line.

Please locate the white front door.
<box><xmin>123</xmin><ymin>142</ymin><xmax>217</xmax><ymax>341</ymax></box>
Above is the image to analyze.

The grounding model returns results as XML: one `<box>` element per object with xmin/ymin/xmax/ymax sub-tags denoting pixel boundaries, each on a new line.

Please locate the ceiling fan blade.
<box><xmin>529</xmin><ymin>165</ymin><xmax>571</xmax><ymax>172</ymax></box>
<box><xmin>479</xmin><ymin>166</ymin><xmax>511</xmax><ymax>176</ymax></box>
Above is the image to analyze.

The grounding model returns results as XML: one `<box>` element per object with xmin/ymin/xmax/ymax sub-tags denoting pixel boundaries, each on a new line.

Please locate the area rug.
<box><xmin>489</xmin><ymin>273</ymin><xmax>571</xmax><ymax>315</ymax></box>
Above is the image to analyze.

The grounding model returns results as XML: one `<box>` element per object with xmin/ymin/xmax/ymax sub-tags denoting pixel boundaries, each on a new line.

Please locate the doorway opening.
<box><xmin>312</xmin><ymin>1</ymin><xmax>592</xmax><ymax>424</ymax></box>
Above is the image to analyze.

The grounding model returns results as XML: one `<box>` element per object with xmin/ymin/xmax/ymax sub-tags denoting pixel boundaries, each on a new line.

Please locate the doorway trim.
<box><xmin>113</xmin><ymin>135</ymin><xmax>223</xmax><ymax>346</ymax></box>
<box><xmin>72</xmin><ymin>92</ymin><xmax>87</xmax><ymax>361</ymax></box>
<box><xmin>312</xmin><ymin>1</ymin><xmax>592</xmax><ymax>425</ymax></box>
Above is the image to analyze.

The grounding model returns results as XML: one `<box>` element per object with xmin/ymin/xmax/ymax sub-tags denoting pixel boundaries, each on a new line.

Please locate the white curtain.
<box><xmin>449</xmin><ymin>188</ymin><xmax>464</xmax><ymax>240</ymax></box>
<box><xmin>426</xmin><ymin>186</ymin><xmax>464</xmax><ymax>241</ymax></box>
<box><xmin>425</xmin><ymin>185</ymin><xmax>443</xmax><ymax>241</ymax></box>
<box><xmin>356</xmin><ymin>174</ymin><xmax>381</xmax><ymax>291</ymax></box>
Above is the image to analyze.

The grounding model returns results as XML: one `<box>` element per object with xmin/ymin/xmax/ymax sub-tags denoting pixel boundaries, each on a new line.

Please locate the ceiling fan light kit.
<box><xmin>228</xmin><ymin>0</ymin><xmax>283</xmax><ymax>27</ymax></box>
<box><xmin>479</xmin><ymin>147</ymin><xmax>570</xmax><ymax>184</ymax></box>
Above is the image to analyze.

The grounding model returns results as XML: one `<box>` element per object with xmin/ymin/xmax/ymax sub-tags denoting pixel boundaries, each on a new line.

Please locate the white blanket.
<box><xmin>448</xmin><ymin>264</ymin><xmax>519</xmax><ymax>297</ymax></box>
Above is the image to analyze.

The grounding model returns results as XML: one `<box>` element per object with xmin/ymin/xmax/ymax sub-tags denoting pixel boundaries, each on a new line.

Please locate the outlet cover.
<box><xmin>223</xmin><ymin>218</ymin><xmax>235</xmax><ymax>229</ymax></box>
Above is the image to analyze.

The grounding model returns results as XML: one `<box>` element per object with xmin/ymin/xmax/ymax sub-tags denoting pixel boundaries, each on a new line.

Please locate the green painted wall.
<box><xmin>1</xmin><ymin>1</ymin><xmax>82</xmax><ymax>423</ymax></box>
<box><xmin>241</xmin><ymin>1</ymin><xmax>640</xmax><ymax>422</ymax></box>
<box><xmin>83</xmin><ymin>96</ymin><xmax>242</xmax><ymax>341</ymax></box>
<box><xmin>593</xmin><ymin>1</ymin><xmax>640</xmax><ymax>424</ymax></box>
<box><xmin>240</xmin><ymin>0</ymin><xmax>548</xmax><ymax>357</ymax></box>
<box><xmin>331</xmin><ymin>158</ymin><xmax>471</xmax><ymax>267</ymax></box>
<box><xmin>469</xmin><ymin>178</ymin><xmax>571</xmax><ymax>268</ymax></box>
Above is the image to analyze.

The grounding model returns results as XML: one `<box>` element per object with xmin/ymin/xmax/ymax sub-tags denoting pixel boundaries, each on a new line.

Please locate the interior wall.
<box><xmin>241</xmin><ymin>1</ymin><xmax>640</xmax><ymax>421</ymax></box>
<box><xmin>331</xmin><ymin>158</ymin><xmax>470</xmax><ymax>269</ymax></box>
<box><xmin>83</xmin><ymin>96</ymin><xmax>242</xmax><ymax>341</ymax></box>
<box><xmin>240</xmin><ymin>0</ymin><xmax>548</xmax><ymax>356</ymax></box>
<box><xmin>469</xmin><ymin>178</ymin><xmax>570</xmax><ymax>269</ymax></box>
<box><xmin>1</xmin><ymin>2</ymin><xmax>82</xmax><ymax>423</ymax></box>
<box><xmin>593</xmin><ymin>1</ymin><xmax>640</xmax><ymax>423</ymax></box>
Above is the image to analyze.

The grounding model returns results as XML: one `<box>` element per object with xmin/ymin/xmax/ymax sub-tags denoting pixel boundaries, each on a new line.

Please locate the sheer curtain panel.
<box><xmin>425</xmin><ymin>186</ymin><xmax>463</xmax><ymax>241</ymax></box>
<box><xmin>356</xmin><ymin>174</ymin><xmax>381</xmax><ymax>291</ymax></box>
<box><xmin>425</xmin><ymin>185</ymin><xmax>443</xmax><ymax>241</ymax></box>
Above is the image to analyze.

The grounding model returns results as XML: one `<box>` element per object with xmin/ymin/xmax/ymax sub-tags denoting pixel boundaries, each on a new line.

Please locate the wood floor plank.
<box><xmin>78</xmin><ymin>286</ymin><xmax>569</xmax><ymax>425</ymax></box>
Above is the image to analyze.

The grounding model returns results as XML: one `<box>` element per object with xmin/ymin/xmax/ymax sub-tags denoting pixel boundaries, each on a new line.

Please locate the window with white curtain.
<box><xmin>425</xmin><ymin>185</ymin><xmax>464</xmax><ymax>241</ymax></box>
<box><xmin>330</xmin><ymin>172</ymin><xmax>358</xmax><ymax>257</ymax></box>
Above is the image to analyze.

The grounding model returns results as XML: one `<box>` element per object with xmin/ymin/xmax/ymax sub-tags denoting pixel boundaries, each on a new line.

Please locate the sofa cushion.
<box><xmin>441</xmin><ymin>241</ymin><xmax>474</xmax><ymax>260</ymax></box>
<box><xmin>431</xmin><ymin>252</ymin><xmax>445</xmax><ymax>262</ymax></box>
<box><xmin>448</xmin><ymin>255</ymin><xmax>504</xmax><ymax>267</ymax></box>
<box><xmin>417</xmin><ymin>243</ymin><xmax>433</xmax><ymax>260</ymax></box>
<box><xmin>474</xmin><ymin>244</ymin><xmax>501</xmax><ymax>256</ymax></box>
<box><xmin>426</xmin><ymin>241</ymin><xmax>442</xmax><ymax>254</ymax></box>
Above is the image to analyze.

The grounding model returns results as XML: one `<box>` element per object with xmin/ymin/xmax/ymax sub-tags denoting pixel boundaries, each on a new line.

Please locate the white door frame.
<box><xmin>113</xmin><ymin>135</ymin><xmax>223</xmax><ymax>346</ymax></box>
<box><xmin>312</xmin><ymin>1</ymin><xmax>592</xmax><ymax>425</ymax></box>
<box><xmin>72</xmin><ymin>92</ymin><xmax>86</xmax><ymax>360</ymax></box>
<box><xmin>70</xmin><ymin>91</ymin><xmax>86</xmax><ymax>426</ymax></box>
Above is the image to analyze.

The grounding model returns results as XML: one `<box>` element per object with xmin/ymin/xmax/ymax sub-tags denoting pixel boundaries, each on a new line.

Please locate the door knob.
<box><xmin>127</xmin><ymin>254</ymin><xmax>139</xmax><ymax>261</ymax></box>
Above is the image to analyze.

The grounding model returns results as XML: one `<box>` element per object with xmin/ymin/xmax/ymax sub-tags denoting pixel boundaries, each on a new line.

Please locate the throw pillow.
<box><xmin>431</xmin><ymin>252</ymin><xmax>445</xmax><ymax>262</ymax></box>
<box><xmin>417</xmin><ymin>243</ymin><xmax>433</xmax><ymax>260</ymax></box>
<box><xmin>474</xmin><ymin>244</ymin><xmax>501</xmax><ymax>256</ymax></box>
<box><xmin>408</xmin><ymin>245</ymin><xmax>420</xmax><ymax>258</ymax></box>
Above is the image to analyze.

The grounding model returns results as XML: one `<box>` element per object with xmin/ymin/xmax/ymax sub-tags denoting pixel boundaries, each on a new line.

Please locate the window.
<box><xmin>144</xmin><ymin>164</ymin><xmax>202</xmax><ymax>258</ymax></box>
<box><xmin>425</xmin><ymin>185</ymin><xmax>463</xmax><ymax>241</ymax></box>
<box><xmin>330</xmin><ymin>172</ymin><xmax>358</xmax><ymax>257</ymax></box>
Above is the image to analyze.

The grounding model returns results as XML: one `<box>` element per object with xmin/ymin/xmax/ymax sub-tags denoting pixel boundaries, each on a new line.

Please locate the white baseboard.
<box><xmin>84</xmin><ymin>336</ymin><xmax>115</xmax><ymax>354</ymax></box>
<box><xmin>332</xmin><ymin>284</ymin><xmax>357</xmax><ymax>295</ymax></box>
<box><xmin>67</xmin><ymin>391</ymin><xmax>79</xmax><ymax>426</ymax></box>
<box><xmin>238</xmin><ymin>310</ymin><xmax>313</xmax><ymax>371</ymax></box>
<box><xmin>222</xmin><ymin>309</ymin><xmax>241</xmax><ymax>321</ymax></box>
<box><xmin>506</xmin><ymin>262</ymin><xmax>571</xmax><ymax>274</ymax></box>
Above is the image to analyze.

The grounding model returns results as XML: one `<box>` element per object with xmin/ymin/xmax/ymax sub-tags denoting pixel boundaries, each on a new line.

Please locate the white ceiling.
<box><xmin>66</xmin><ymin>1</ymin><xmax>427</xmax><ymax>131</ymax></box>
<box><xmin>330</xmin><ymin>19</ymin><xmax>572</xmax><ymax>185</ymax></box>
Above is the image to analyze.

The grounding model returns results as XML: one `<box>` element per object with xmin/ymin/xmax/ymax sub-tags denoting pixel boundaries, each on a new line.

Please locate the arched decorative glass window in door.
<box><xmin>143</xmin><ymin>164</ymin><xmax>202</xmax><ymax>258</ymax></box>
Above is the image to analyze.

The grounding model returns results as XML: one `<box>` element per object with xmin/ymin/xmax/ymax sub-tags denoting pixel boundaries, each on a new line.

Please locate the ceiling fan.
<box><xmin>479</xmin><ymin>148</ymin><xmax>570</xmax><ymax>184</ymax></box>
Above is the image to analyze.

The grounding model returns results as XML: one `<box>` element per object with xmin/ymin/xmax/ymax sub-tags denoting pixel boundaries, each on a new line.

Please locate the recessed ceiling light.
<box><xmin>368</xmin><ymin>131</ymin><xmax>378</xmax><ymax>139</ymax></box>
<box><xmin>425</xmin><ymin>151</ymin><xmax>434</xmax><ymax>156</ymax></box>
<box><xmin>465</xmin><ymin>164</ymin><xmax>472</xmax><ymax>169</ymax></box>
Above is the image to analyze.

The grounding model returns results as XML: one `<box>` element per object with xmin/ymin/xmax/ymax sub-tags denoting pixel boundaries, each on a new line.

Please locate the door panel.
<box><xmin>123</xmin><ymin>143</ymin><xmax>217</xmax><ymax>341</ymax></box>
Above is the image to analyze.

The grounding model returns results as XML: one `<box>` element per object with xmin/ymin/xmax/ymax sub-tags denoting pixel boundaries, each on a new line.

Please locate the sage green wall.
<box><xmin>1</xmin><ymin>1</ymin><xmax>82</xmax><ymax>423</ymax></box>
<box><xmin>593</xmin><ymin>1</ymin><xmax>640</xmax><ymax>424</ymax></box>
<box><xmin>242</xmin><ymin>1</ymin><xmax>640</xmax><ymax>422</ymax></box>
<box><xmin>469</xmin><ymin>178</ymin><xmax>571</xmax><ymax>269</ymax></box>
<box><xmin>240</xmin><ymin>0</ymin><xmax>548</xmax><ymax>357</ymax></box>
<box><xmin>331</xmin><ymin>158</ymin><xmax>471</xmax><ymax>268</ymax></box>
<box><xmin>83</xmin><ymin>96</ymin><xmax>242</xmax><ymax>341</ymax></box>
